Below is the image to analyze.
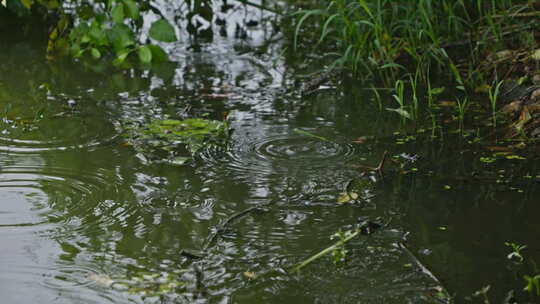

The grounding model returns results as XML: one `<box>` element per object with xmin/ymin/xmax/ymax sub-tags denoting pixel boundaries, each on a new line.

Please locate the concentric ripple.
<box><xmin>198</xmin><ymin>130</ymin><xmax>358</xmax><ymax>205</ymax></box>
<box><xmin>0</xmin><ymin>116</ymin><xmax>119</xmax><ymax>153</ymax></box>
<box><xmin>0</xmin><ymin>160</ymin><xmax>136</xmax><ymax>303</ymax></box>
<box><xmin>202</xmin><ymin>135</ymin><xmax>355</xmax><ymax>175</ymax></box>
<box><xmin>0</xmin><ymin>163</ymin><xmax>126</xmax><ymax>231</ymax></box>
<box><xmin>255</xmin><ymin>136</ymin><xmax>354</xmax><ymax>163</ymax></box>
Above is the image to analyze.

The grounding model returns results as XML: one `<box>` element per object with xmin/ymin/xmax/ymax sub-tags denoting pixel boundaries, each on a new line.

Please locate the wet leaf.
<box><xmin>149</xmin><ymin>19</ymin><xmax>177</xmax><ymax>42</ymax></box>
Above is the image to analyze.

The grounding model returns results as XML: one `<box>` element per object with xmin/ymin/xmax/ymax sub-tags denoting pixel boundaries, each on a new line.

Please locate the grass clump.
<box><xmin>294</xmin><ymin>0</ymin><xmax>540</xmax><ymax>85</ymax></box>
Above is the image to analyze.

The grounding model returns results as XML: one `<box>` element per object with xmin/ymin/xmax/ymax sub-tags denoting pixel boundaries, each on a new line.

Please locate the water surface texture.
<box><xmin>1</xmin><ymin>1</ymin><xmax>540</xmax><ymax>303</ymax></box>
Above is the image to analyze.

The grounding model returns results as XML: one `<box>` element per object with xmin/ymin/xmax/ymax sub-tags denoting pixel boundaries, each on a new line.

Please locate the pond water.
<box><xmin>1</xmin><ymin>1</ymin><xmax>540</xmax><ymax>303</ymax></box>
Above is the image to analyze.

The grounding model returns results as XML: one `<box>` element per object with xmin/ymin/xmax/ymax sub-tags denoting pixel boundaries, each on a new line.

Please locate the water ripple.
<box><xmin>0</xmin><ymin>117</ymin><xmax>119</xmax><ymax>154</ymax></box>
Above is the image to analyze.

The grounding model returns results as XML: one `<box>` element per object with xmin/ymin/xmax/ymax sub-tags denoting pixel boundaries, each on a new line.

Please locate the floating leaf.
<box><xmin>149</xmin><ymin>19</ymin><xmax>177</xmax><ymax>42</ymax></box>
<box><xmin>122</xmin><ymin>118</ymin><xmax>228</xmax><ymax>163</ymax></box>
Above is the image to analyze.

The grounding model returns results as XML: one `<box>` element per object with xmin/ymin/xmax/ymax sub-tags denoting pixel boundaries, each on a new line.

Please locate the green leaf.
<box><xmin>122</xmin><ymin>0</ymin><xmax>139</xmax><ymax>19</ymax></box>
<box><xmin>149</xmin><ymin>19</ymin><xmax>177</xmax><ymax>42</ymax></box>
<box><xmin>147</xmin><ymin>45</ymin><xmax>168</xmax><ymax>62</ymax></box>
<box><xmin>91</xmin><ymin>48</ymin><xmax>101</xmax><ymax>59</ymax></box>
<box><xmin>386</xmin><ymin>107</ymin><xmax>411</xmax><ymax>119</ymax></box>
<box><xmin>430</xmin><ymin>87</ymin><xmax>445</xmax><ymax>95</ymax></box>
<box><xmin>138</xmin><ymin>45</ymin><xmax>152</xmax><ymax>64</ymax></box>
<box><xmin>112</xmin><ymin>3</ymin><xmax>125</xmax><ymax>23</ymax></box>
<box><xmin>113</xmin><ymin>49</ymin><xmax>131</xmax><ymax>66</ymax></box>
<box><xmin>88</xmin><ymin>24</ymin><xmax>107</xmax><ymax>45</ymax></box>
<box><xmin>107</xmin><ymin>24</ymin><xmax>134</xmax><ymax>52</ymax></box>
<box><xmin>21</xmin><ymin>0</ymin><xmax>32</xmax><ymax>9</ymax></box>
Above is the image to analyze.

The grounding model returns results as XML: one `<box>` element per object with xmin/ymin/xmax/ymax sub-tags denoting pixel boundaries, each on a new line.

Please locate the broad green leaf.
<box><xmin>107</xmin><ymin>24</ymin><xmax>134</xmax><ymax>52</ymax></box>
<box><xmin>113</xmin><ymin>49</ymin><xmax>131</xmax><ymax>66</ymax></box>
<box><xmin>138</xmin><ymin>45</ymin><xmax>152</xmax><ymax>64</ymax></box>
<box><xmin>149</xmin><ymin>19</ymin><xmax>177</xmax><ymax>42</ymax></box>
<box><xmin>91</xmin><ymin>48</ymin><xmax>101</xmax><ymax>59</ymax></box>
<box><xmin>88</xmin><ymin>25</ymin><xmax>107</xmax><ymax>45</ymax></box>
<box><xmin>147</xmin><ymin>45</ymin><xmax>168</xmax><ymax>62</ymax></box>
<box><xmin>122</xmin><ymin>0</ymin><xmax>139</xmax><ymax>19</ymax></box>
<box><xmin>81</xmin><ymin>34</ymin><xmax>91</xmax><ymax>43</ymax></box>
<box><xmin>112</xmin><ymin>3</ymin><xmax>125</xmax><ymax>23</ymax></box>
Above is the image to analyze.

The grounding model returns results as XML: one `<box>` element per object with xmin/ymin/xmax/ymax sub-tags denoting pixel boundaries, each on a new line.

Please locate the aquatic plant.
<box><xmin>524</xmin><ymin>274</ymin><xmax>540</xmax><ymax>296</ymax></box>
<box><xmin>330</xmin><ymin>230</ymin><xmax>349</xmax><ymax>265</ymax></box>
<box><xmin>505</xmin><ymin>242</ymin><xmax>527</xmax><ymax>263</ymax></box>
<box><xmin>488</xmin><ymin>80</ymin><xmax>504</xmax><ymax>127</ymax></box>
<box><xmin>295</xmin><ymin>0</ymin><xmax>533</xmax><ymax>80</ymax></box>
<box><xmin>123</xmin><ymin>118</ymin><xmax>229</xmax><ymax>164</ymax></box>
<box><xmin>387</xmin><ymin>79</ymin><xmax>411</xmax><ymax>120</ymax></box>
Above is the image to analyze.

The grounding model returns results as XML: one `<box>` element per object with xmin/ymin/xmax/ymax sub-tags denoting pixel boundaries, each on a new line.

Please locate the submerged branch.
<box><xmin>202</xmin><ymin>205</ymin><xmax>270</xmax><ymax>251</ymax></box>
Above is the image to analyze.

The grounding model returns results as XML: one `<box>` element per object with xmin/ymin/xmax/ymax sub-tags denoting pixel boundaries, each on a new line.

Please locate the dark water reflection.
<box><xmin>2</xmin><ymin>0</ymin><xmax>539</xmax><ymax>303</ymax></box>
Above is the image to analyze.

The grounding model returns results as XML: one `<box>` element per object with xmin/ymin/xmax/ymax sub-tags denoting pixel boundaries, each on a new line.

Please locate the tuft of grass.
<box><xmin>294</xmin><ymin>0</ymin><xmax>536</xmax><ymax>97</ymax></box>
